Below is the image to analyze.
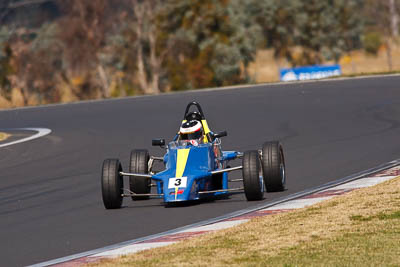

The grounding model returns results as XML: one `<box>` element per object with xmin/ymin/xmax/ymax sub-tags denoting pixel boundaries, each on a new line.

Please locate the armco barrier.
<box><xmin>280</xmin><ymin>64</ymin><xmax>342</xmax><ymax>82</ymax></box>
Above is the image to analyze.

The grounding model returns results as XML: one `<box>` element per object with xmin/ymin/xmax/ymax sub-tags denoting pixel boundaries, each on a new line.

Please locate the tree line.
<box><xmin>0</xmin><ymin>0</ymin><xmax>398</xmax><ymax>106</ymax></box>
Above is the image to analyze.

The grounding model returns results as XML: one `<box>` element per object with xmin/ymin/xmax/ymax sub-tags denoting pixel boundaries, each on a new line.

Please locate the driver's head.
<box><xmin>179</xmin><ymin>120</ymin><xmax>203</xmax><ymax>140</ymax></box>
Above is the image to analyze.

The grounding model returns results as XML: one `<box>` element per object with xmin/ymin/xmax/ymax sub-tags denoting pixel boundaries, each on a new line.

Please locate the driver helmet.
<box><xmin>179</xmin><ymin>120</ymin><xmax>204</xmax><ymax>141</ymax></box>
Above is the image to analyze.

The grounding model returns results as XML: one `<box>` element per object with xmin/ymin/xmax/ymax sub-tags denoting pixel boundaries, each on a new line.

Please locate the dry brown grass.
<box><xmin>89</xmin><ymin>175</ymin><xmax>400</xmax><ymax>267</ymax></box>
<box><xmin>0</xmin><ymin>132</ymin><xmax>10</xmax><ymax>142</ymax></box>
<box><xmin>248</xmin><ymin>44</ymin><xmax>400</xmax><ymax>83</ymax></box>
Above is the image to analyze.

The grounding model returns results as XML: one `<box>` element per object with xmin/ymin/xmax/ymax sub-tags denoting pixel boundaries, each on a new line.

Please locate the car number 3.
<box><xmin>168</xmin><ymin>177</ymin><xmax>187</xmax><ymax>189</ymax></box>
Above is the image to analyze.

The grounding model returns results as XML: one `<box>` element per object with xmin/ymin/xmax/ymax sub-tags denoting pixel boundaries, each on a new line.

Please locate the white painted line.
<box><xmin>0</xmin><ymin>128</ymin><xmax>52</xmax><ymax>148</ymax></box>
<box><xmin>91</xmin><ymin>242</ymin><xmax>176</xmax><ymax>258</ymax></box>
<box><xmin>261</xmin><ymin>197</ymin><xmax>333</xmax><ymax>211</ymax></box>
<box><xmin>177</xmin><ymin>219</ymin><xmax>249</xmax><ymax>233</ymax></box>
<box><xmin>329</xmin><ymin>176</ymin><xmax>396</xmax><ymax>190</ymax></box>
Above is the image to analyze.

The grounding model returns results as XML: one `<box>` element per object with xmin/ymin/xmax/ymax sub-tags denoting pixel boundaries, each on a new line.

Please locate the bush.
<box><xmin>363</xmin><ymin>32</ymin><xmax>382</xmax><ymax>55</ymax></box>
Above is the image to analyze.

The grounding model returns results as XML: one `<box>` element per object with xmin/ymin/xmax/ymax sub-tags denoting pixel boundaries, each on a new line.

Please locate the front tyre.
<box><xmin>262</xmin><ymin>141</ymin><xmax>286</xmax><ymax>192</ymax></box>
<box><xmin>129</xmin><ymin>149</ymin><xmax>151</xmax><ymax>200</ymax></box>
<box><xmin>242</xmin><ymin>150</ymin><xmax>264</xmax><ymax>201</ymax></box>
<box><xmin>101</xmin><ymin>159</ymin><xmax>123</xmax><ymax>209</ymax></box>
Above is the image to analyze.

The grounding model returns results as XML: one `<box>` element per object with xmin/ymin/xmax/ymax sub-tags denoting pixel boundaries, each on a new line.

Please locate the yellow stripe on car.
<box><xmin>176</xmin><ymin>148</ymin><xmax>190</xmax><ymax>178</ymax></box>
<box><xmin>201</xmin><ymin>120</ymin><xmax>210</xmax><ymax>134</ymax></box>
<box><xmin>201</xmin><ymin>120</ymin><xmax>211</xmax><ymax>143</ymax></box>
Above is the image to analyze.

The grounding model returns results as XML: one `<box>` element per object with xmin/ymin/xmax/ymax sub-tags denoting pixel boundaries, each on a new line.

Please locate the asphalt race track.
<box><xmin>1</xmin><ymin>76</ymin><xmax>400</xmax><ymax>266</ymax></box>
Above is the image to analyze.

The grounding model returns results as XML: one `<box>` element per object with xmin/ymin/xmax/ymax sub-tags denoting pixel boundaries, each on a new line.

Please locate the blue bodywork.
<box><xmin>151</xmin><ymin>140</ymin><xmax>239</xmax><ymax>203</ymax></box>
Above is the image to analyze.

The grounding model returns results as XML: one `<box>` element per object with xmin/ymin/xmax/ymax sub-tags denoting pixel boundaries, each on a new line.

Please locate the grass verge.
<box><xmin>90</xmin><ymin>175</ymin><xmax>400</xmax><ymax>267</ymax></box>
<box><xmin>0</xmin><ymin>132</ymin><xmax>10</xmax><ymax>142</ymax></box>
<box><xmin>340</xmin><ymin>70</ymin><xmax>400</xmax><ymax>78</ymax></box>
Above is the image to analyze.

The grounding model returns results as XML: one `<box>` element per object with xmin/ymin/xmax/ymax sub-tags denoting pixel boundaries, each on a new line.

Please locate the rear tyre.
<box><xmin>262</xmin><ymin>141</ymin><xmax>286</xmax><ymax>192</ymax></box>
<box><xmin>129</xmin><ymin>149</ymin><xmax>151</xmax><ymax>200</ymax></box>
<box><xmin>101</xmin><ymin>159</ymin><xmax>123</xmax><ymax>209</ymax></box>
<box><xmin>242</xmin><ymin>150</ymin><xmax>264</xmax><ymax>201</ymax></box>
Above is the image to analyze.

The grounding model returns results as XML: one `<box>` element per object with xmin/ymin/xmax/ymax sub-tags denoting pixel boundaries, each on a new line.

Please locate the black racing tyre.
<box><xmin>129</xmin><ymin>149</ymin><xmax>150</xmax><ymax>200</ymax></box>
<box><xmin>101</xmin><ymin>159</ymin><xmax>123</xmax><ymax>209</ymax></box>
<box><xmin>262</xmin><ymin>141</ymin><xmax>286</xmax><ymax>192</ymax></box>
<box><xmin>242</xmin><ymin>150</ymin><xmax>264</xmax><ymax>201</ymax></box>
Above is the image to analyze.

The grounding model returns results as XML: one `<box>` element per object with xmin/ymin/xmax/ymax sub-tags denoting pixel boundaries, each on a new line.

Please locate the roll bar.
<box><xmin>183</xmin><ymin>102</ymin><xmax>206</xmax><ymax>120</ymax></box>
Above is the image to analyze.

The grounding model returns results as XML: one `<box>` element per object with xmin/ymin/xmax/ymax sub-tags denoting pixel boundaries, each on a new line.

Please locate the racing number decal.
<box><xmin>168</xmin><ymin>177</ymin><xmax>187</xmax><ymax>189</ymax></box>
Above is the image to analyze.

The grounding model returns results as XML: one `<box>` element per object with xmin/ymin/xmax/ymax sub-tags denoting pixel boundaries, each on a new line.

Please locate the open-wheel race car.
<box><xmin>101</xmin><ymin>102</ymin><xmax>286</xmax><ymax>209</ymax></box>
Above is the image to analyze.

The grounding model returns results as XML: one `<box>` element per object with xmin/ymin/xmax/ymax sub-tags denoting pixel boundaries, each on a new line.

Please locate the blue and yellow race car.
<box><xmin>101</xmin><ymin>102</ymin><xmax>286</xmax><ymax>208</ymax></box>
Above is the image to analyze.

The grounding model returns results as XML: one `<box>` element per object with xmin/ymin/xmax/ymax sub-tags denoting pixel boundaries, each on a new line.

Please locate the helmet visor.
<box><xmin>180</xmin><ymin>130</ymin><xmax>202</xmax><ymax>140</ymax></box>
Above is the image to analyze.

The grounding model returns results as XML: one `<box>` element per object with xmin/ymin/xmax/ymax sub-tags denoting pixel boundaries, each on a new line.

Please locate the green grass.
<box><xmin>267</xmin><ymin>226</ymin><xmax>400</xmax><ymax>266</ymax></box>
<box><xmin>377</xmin><ymin>210</ymin><xmax>400</xmax><ymax>220</ymax></box>
<box><xmin>267</xmin><ymin>211</ymin><xmax>400</xmax><ymax>266</ymax></box>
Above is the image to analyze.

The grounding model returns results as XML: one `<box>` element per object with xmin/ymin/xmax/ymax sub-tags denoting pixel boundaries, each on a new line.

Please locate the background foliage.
<box><xmin>0</xmin><ymin>0</ymin><xmax>398</xmax><ymax>106</ymax></box>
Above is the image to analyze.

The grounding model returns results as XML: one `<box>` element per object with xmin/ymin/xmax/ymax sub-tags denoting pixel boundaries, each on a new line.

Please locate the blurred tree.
<box><xmin>320</xmin><ymin>0</ymin><xmax>364</xmax><ymax>62</ymax></box>
<box><xmin>0</xmin><ymin>38</ymin><xmax>13</xmax><ymax>100</ymax></box>
<box><xmin>251</xmin><ymin>0</ymin><xmax>363</xmax><ymax>66</ymax></box>
<box><xmin>215</xmin><ymin>0</ymin><xmax>263</xmax><ymax>83</ymax></box>
<box><xmin>131</xmin><ymin>0</ymin><xmax>167</xmax><ymax>94</ymax></box>
<box><xmin>364</xmin><ymin>0</ymin><xmax>400</xmax><ymax>70</ymax></box>
<box><xmin>0</xmin><ymin>0</ymin><xmax>381</xmax><ymax>107</ymax></box>
<box><xmin>160</xmin><ymin>0</ymin><xmax>261</xmax><ymax>90</ymax></box>
<box><xmin>249</xmin><ymin>0</ymin><xmax>298</xmax><ymax>63</ymax></box>
<box><xmin>363</xmin><ymin>32</ymin><xmax>382</xmax><ymax>55</ymax></box>
<box><xmin>24</xmin><ymin>23</ymin><xmax>62</xmax><ymax>102</ymax></box>
<box><xmin>293</xmin><ymin>0</ymin><xmax>363</xmax><ymax>65</ymax></box>
<box><xmin>57</xmin><ymin>0</ymin><xmax>111</xmax><ymax>99</ymax></box>
<box><xmin>108</xmin><ymin>0</ymin><xmax>171</xmax><ymax>94</ymax></box>
<box><xmin>389</xmin><ymin>0</ymin><xmax>399</xmax><ymax>37</ymax></box>
<box><xmin>4</xmin><ymin>23</ymin><xmax>62</xmax><ymax>105</ymax></box>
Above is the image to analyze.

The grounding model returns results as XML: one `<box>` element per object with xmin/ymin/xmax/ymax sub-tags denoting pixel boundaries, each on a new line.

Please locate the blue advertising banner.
<box><xmin>280</xmin><ymin>64</ymin><xmax>342</xmax><ymax>82</ymax></box>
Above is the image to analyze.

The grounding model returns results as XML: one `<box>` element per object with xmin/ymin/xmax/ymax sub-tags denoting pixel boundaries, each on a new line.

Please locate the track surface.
<box><xmin>1</xmin><ymin>76</ymin><xmax>400</xmax><ymax>266</ymax></box>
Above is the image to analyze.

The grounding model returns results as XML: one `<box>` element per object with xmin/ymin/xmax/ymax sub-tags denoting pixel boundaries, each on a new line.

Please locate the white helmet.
<box><xmin>179</xmin><ymin>120</ymin><xmax>203</xmax><ymax>140</ymax></box>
